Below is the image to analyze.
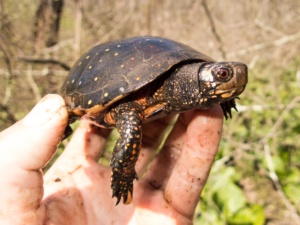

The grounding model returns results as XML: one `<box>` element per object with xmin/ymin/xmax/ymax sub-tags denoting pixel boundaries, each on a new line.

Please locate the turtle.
<box><xmin>61</xmin><ymin>36</ymin><xmax>248</xmax><ymax>205</ymax></box>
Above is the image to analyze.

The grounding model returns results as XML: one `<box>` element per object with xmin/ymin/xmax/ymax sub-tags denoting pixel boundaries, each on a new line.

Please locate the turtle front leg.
<box><xmin>110</xmin><ymin>105</ymin><xmax>143</xmax><ymax>205</ymax></box>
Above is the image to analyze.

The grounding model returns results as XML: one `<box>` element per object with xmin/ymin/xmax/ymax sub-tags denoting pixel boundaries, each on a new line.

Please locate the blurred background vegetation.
<box><xmin>0</xmin><ymin>0</ymin><xmax>299</xmax><ymax>224</ymax></box>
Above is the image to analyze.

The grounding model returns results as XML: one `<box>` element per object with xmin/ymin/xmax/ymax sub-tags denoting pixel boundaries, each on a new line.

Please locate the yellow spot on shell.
<box><xmin>71</xmin><ymin>79</ymin><xmax>75</xmax><ymax>83</ymax></box>
<box><xmin>117</xmin><ymin>44</ymin><xmax>121</xmax><ymax>47</ymax></box>
<box><xmin>89</xmin><ymin>66</ymin><xmax>92</xmax><ymax>69</ymax></box>
<box><xmin>78</xmin><ymin>62</ymin><xmax>82</xmax><ymax>65</ymax></box>
<box><xmin>94</xmin><ymin>77</ymin><xmax>98</xmax><ymax>81</ymax></box>
<box><xmin>105</xmin><ymin>48</ymin><xmax>110</xmax><ymax>52</ymax></box>
<box><xmin>114</xmin><ymin>52</ymin><xmax>119</xmax><ymax>56</ymax></box>
<box><xmin>136</xmin><ymin>77</ymin><xmax>140</xmax><ymax>81</ymax></box>
<box><xmin>99</xmin><ymin>59</ymin><xmax>103</xmax><ymax>63</ymax></box>
<box><xmin>120</xmin><ymin>64</ymin><xmax>124</xmax><ymax>68</ymax></box>
<box><xmin>86</xmin><ymin>55</ymin><xmax>90</xmax><ymax>59</ymax></box>
<box><xmin>104</xmin><ymin>93</ymin><xmax>108</xmax><ymax>97</ymax></box>
<box><xmin>79</xmin><ymin>81</ymin><xmax>82</xmax><ymax>85</ymax></box>
<box><xmin>88</xmin><ymin>100</ymin><xmax>92</xmax><ymax>105</ymax></box>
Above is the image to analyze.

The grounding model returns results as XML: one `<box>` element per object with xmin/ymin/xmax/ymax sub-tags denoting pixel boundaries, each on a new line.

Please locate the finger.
<box><xmin>143</xmin><ymin>113</ymin><xmax>186</xmax><ymax>189</ymax></box>
<box><xmin>135</xmin><ymin>116</ymin><xmax>176</xmax><ymax>176</ymax></box>
<box><xmin>0</xmin><ymin>94</ymin><xmax>68</xmax><ymax>223</ymax></box>
<box><xmin>43</xmin><ymin>120</ymin><xmax>115</xmax><ymax>216</ymax></box>
<box><xmin>0</xmin><ymin>94</ymin><xmax>68</xmax><ymax>169</ymax></box>
<box><xmin>45</xmin><ymin>120</ymin><xmax>111</xmax><ymax>177</ymax></box>
<box><xmin>164</xmin><ymin>105</ymin><xmax>223</xmax><ymax>218</ymax></box>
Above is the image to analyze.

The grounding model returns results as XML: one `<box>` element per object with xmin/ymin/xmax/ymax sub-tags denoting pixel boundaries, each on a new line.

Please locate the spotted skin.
<box><xmin>60</xmin><ymin>36</ymin><xmax>248</xmax><ymax>205</ymax></box>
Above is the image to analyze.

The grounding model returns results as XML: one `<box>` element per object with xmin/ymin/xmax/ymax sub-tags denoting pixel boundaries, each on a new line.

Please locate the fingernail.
<box><xmin>23</xmin><ymin>94</ymin><xmax>64</xmax><ymax>126</ymax></box>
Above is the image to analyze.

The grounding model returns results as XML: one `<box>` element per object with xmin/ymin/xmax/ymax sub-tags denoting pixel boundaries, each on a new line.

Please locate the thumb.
<box><xmin>0</xmin><ymin>94</ymin><xmax>68</xmax><ymax>170</ymax></box>
<box><xmin>0</xmin><ymin>94</ymin><xmax>68</xmax><ymax>224</ymax></box>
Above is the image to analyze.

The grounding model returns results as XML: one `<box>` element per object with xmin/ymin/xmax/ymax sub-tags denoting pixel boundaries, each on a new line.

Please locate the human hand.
<box><xmin>0</xmin><ymin>94</ymin><xmax>223</xmax><ymax>225</ymax></box>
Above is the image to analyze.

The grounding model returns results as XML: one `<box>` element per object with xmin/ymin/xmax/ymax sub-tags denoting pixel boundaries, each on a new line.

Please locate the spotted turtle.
<box><xmin>61</xmin><ymin>36</ymin><xmax>248</xmax><ymax>205</ymax></box>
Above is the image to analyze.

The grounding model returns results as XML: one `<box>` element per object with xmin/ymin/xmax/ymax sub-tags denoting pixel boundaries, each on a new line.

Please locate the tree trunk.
<box><xmin>33</xmin><ymin>0</ymin><xmax>64</xmax><ymax>53</ymax></box>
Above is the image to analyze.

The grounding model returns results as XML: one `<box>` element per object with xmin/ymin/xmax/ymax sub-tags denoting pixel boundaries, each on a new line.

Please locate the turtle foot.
<box><xmin>111</xmin><ymin>171</ymin><xmax>138</xmax><ymax>205</ymax></box>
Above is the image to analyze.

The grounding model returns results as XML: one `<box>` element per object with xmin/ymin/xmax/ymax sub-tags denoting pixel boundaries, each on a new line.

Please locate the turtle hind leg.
<box><xmin>62</xmin><ymin>117</ymin><xmax>77</xmax><ymax>140</ymax></box>
<box><xmin>62</xmin><ymin>125</ymin><xmax>73</xmax><ymax>140</ymax></box>
<box><xmin>110</xmin><ymin>105</ymin><xmax>142</xmax><ymax>205</ymax></box>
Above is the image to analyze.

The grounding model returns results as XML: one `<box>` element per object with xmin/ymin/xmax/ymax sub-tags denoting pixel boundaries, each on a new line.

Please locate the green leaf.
<box><xmin>229</xmin><ymin>205</ymin><xmax>265</xmax><ymax>225</ymax></box>
<box><xmin>194</xmin><ymin>208</ymin><xmax>224</xmax><ymax>225</ymax></box>
<box><xmin>214</xmin><ymin>182</ymin><xmax>247</xmax><ymax>218</ymax></box>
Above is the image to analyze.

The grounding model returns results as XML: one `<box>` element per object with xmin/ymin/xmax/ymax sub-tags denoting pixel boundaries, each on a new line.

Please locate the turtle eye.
<box><xmin>212</xmin><ymin>66</ymin><xmax>233</xmax><ymax>81</ymax></box>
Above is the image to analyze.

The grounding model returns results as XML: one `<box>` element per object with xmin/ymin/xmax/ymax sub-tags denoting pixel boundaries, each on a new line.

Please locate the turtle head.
<box><xmin>198</xmin><ymin>62</ymin><xmax>248</xmax><ymax>102</ymax></box>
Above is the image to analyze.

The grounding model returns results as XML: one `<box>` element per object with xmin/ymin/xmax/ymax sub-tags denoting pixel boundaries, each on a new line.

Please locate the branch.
<box><xmin>19</xmin><ymin>57</ymin><xmax>71</xmax><ymax>71</ymax></box>
<box><xmin>0</xmin><ymin>68</ymin><xmax>67</xmax><ymax>77</ymax></box>
<box><xmin>263</xmin><ymin>143</ymin><xmax>300</xmax><ymax>225</ymax></box>
<box><xmin>25</xmin><ymin>65</ymin><xmax>42</xmax><ymax>102</ymax></box>
<box><xmin>74</xmin><ymin>0</ymin><xmax>83</xmax><ymax>58</ymax></box>
<box><xmin>0</xmin><ymin>37</ymin><xmax>13</xmax><ymax>106</ymax></box>
<box><xmin>260</xmin><ymin>96</ymin><xmax>300</xmax><ymax>225</ymax></box>
<box><xmin>201</xmin><ymin>0</ymin><xmax>226</xmax><ymax>59</ymax></box>
<box><xmin>0</xmin><ymin>104</ymin><xmax>17</xmax><ymax>124</ymax></box>
<box><xmin>261</xmin><ymin>96</ymin><xmax>300</xmax><ymax>143</ymax></box>
<box><xmin>227</xmin><ymin>31</ymin><xmax>300</xmax><ymax>58</ymax></box>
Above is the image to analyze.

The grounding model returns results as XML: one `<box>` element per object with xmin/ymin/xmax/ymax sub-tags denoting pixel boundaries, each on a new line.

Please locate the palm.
<box><xmin>0</xmin><ymin>95</ymin><xmax>222</xmax><ymax>225</ymax></box>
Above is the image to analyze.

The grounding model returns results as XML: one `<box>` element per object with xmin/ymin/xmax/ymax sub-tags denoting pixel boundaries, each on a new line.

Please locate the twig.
<box><xmin>0</xmin><ymin>69</ymin><xmax>67</xmax><ymax>77</ymax></box>
<box><xmin>261</xmin><ymin>96</ymin><xmax>300</xmax><ymax>143</ymax></box>
<box><xmin>227</xmin><ymin>31</ymin><xmax>300</xmax><ymax>58</ymax></box>
<box><xmin>0</xmin><ymin>39</ymin><xmax>13</xmax><ymax>106</ymax></box>
<box><xmin>95</xmin><ymin>4</ymin><xmax>134</xmax><ymax>44</ymax></box>
<box><xmin>40</xmin><ymin>39</ymin><xmax>74</xmax><ymax>55</ymax></box>
<box><xmin>236</xmin><ymin>103</ymin><xmax>288</xmax><ymax>112</ymax></box>
<box><xmin>0</xmin><ymin>104</ymin><xmax>17</xmax><ymax>124</ymax></box>
<box><xmin>263</xmin><ymin>143</ymin><xmax>300</xmax><ymax>225</ymax></box>
<box><xmin>19</xmin><ymin>57</ymin><xmax>71</xmax><ymax>71</ymax></box>
<box><xmin>296</xmin><ymin>66</ymin><xmax>300</xmax><ymax>82</ymax></box>
<box><xmin>260</xmin><ymin>96</ymin><xmax>300</xmax><ymax>224</ymax></box>
<box><xmin>26</xmin><ymin>65</ymin><xmax>42</xmax><ymax>102</ymax></box>
<box><xmin>201</xmin><ymin>0</ymin><xmax>226</xmax><ymax>59</ymax></box>
<box><xmin>255</xmin><ymin>19</ymin><xmax>285</xmax><ymax>37</ymax></box>
<box><xmin>74</xmin><ymin>0</ymin><xmax>82</xmax><ymax>58</ymax></box>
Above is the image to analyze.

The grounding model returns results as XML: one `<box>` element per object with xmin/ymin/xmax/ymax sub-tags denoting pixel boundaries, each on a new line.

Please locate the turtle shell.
<box><xmin>61</xmin><ymin>36</ymin><xmax>214</xmax><ymax>111</ymax></box>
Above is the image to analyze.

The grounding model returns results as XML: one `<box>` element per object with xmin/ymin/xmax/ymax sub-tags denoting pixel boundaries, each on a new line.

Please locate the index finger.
<box><xmin>164</xmin><ymin>105</ymin><xmax>223</xmax><ymax>218</ymax></box>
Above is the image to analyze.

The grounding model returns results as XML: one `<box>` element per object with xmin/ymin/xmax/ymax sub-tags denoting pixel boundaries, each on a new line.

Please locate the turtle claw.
<box><xmin>112</xmin><ymin>191</ymin><xmax>122</xmax><ymax>206</ymax></box>
<box><xmin>112</xmin><ymin>190</ymin><xmax>133</xmax><ymax>206</ymax></box>
<box><xmin>111</xmin><ymin>175</ymin><xmax>135</xmax><ymax>205</ymax></box>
